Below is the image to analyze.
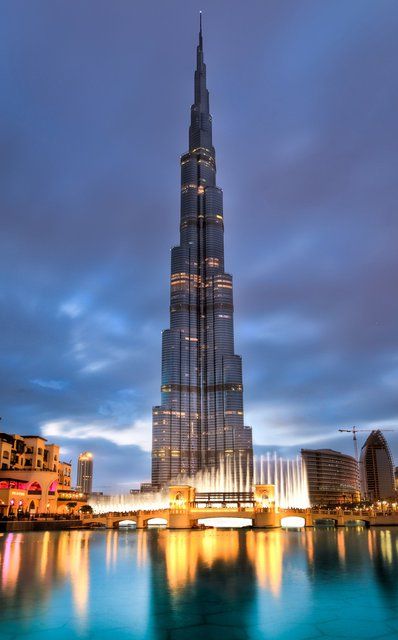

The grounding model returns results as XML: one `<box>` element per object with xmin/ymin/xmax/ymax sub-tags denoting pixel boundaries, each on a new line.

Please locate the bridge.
<box><xmin>82</xmin><ymin>484</ymin><xmax>398</xmax><ymax>529</ymax></box>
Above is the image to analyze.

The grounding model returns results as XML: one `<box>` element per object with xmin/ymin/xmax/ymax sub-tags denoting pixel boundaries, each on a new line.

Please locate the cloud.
<box><xmin>41</xmin><ymin>417</ymin><xmax>152</xmax><ymax>452</ymax></box>
<box><xmin>1</xmin><ymin>1</ymin><xmax>397</xmax><ymax>490</ymax></box>
<box><xmin>31</xmin><ymin>378</ymin><xmax>69</xmax><ymax>391</ymax></box>
<box><xmin>59</xmin><ymin>300</ymin><xmax>85</xmax><ymax>319</ymax></box>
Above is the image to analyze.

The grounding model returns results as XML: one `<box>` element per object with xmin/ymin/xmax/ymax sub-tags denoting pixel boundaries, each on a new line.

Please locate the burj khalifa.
<box><xmin>151</xmin><ymin>17</ymin><xmax>253</xmax><ymax>489</ymax></box>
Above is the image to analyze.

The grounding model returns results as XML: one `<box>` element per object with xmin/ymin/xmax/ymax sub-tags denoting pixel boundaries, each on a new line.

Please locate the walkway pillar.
<box><xmin>253</xmin><ymin>509</ymin><xmax>277</xmax><ymax>528</ymax></box>
<box><xmin>136</xmin><ymin>512</ymin><xmax>147</xmax><ymax>529</ymax></box>
<box><xmin>168</xmin><ymin>511</ymin><xmax>192</xmax><ymax>529</ymax></box>
<box><xmin>305</xmin><ymin>511</ymin><xmax>313</xmax><ymax>527</ymax></box>
<box><xmin>168</xmin><ymin>485</ymin><xmax>195</xmax><ymax>529</ymax></box>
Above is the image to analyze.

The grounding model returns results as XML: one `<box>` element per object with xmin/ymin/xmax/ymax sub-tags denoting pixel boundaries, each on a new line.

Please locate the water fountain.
<box><xmin>176</xmin><ymin>454</ymin><xmax>252</xmax><ymax>493</ymax></box>
<box><xmin>253</xmin><ymin>453</ymin><xmax>310</xmax><ymax>509</ymax></box>
<box><xmin>89</xmin><ymin>453</ymin><xmax>309</xmax><ymax>513</ymax></box>
<box><xmin>89</xmin><ymin>490</ymin><xmax>169</xmax><ymax>514</ymax></box>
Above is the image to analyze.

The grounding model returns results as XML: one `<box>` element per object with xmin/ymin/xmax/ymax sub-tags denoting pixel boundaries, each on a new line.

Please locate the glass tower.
<box><xmin>360</xmin><ymin>430</ymin><xmax>395</xmax><ymax>501</ymax></box>
<box><xmin>77</xmin><ymin>451</ymin><xmax>93</xmax><ymax>495</ymax></box>
<box><xmin>152</xmin><ymin>18</ymin><xmax>253</xmax><ymax>489</ymax></box>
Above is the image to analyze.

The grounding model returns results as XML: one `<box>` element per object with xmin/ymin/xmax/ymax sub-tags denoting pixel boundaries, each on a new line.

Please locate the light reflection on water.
<box><xmin>1</xmin><ymin>527</ymin><xmax>398</xmax><ymax>639</ymax></box>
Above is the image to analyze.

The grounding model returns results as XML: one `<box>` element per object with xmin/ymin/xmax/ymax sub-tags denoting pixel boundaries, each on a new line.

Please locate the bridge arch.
<box><xmin>110</xmin><ymin>516</ymin><xmax>138</xmax><ymax>528</ymax></box>
<box><xmin>313</xmin><ymin>518</ymin><xmax>338</xmax><ymax>527</ymax></box>
<box><xmin>344</xmin><ymin>519</ymin><xmax>370</xmax><ymax>528</ymax></box>
<box><xmin>145</xmin><ymin>517</ymin><xmax>168</xmax><ymax>527</ymax></box>
<box><xmin>197</xmin><ymin>516</ymin><xmax>253</xmax><ymax>528</ymax></box>
<box><xmin>280</xmin><ymin>516</ymin><xmax>306</xmax><ymax>528</ymax></box>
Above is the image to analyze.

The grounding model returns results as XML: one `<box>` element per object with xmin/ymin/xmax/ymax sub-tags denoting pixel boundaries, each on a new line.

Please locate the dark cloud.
<box><xmin>1</xmin><ymin>0</ymin><xmax>397</xmax><ymax>490</ymax></box>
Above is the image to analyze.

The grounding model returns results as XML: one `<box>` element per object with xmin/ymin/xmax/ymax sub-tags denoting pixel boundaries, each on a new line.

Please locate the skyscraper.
<box><xmin>152</xmin><ymin>17</ymin><xmax>253</xmax><ymax>489</ymax></box>
<box><xmin>77</xmin><ymin>451</ymin><xmax>93</xmax><ymax>495</ymax></box>
<box><xmin>360</xmin><ymin>430</ymin><xmax>395</xmax><ymax>501</ymax></box>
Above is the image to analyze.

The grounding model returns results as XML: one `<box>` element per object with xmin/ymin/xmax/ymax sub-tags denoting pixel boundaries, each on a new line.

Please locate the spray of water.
<box><xmin>89</xmin><ymin>453</ymin><xmax>309</xmax><ymax>513</ymax></box>
<box><xmin>254</xmin><ymin>453</ymin><xmax>310</xmax><ymax>509</ymax></box>
<box><xmin>176</xmin><ymin>454</ymin><xmax>252</xmax><ymax>493</ymax></box>
<box><xmin>89</xmin><ymin>491</ymin><xmax>169</xmax><ymax>515</ymax></box>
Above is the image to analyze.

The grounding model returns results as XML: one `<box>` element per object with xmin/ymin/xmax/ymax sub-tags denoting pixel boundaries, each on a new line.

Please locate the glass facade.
<box><xmin>77</xmin><ymin>452</ymin><xmax>93</xmax><ymax>495</ymax></box>
<box><xmin>301</xmin><ymin>448</ymin><xmax>360</xmax><ymax>505</ymax></box>
<box><xmin>360</xmin><ymin>430</ymin><xmax>395</xmax><ymax>501</ymax></box>
<box><xmin>152</xmin><ymin>22</ymin><xmax>253</xmax><ymax>488</ymax></box>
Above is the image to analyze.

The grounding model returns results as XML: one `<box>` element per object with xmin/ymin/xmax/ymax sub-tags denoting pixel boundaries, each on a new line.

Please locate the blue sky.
<box><xmin>1</xmin><ymin>1</ymin><xmax>397</xmax><ymax>492</ymax></box>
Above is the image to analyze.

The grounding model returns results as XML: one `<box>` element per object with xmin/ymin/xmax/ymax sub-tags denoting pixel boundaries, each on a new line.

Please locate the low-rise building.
<box><xmin>58</xmin><ymin>461</ymin><xmax>72</xmax><ymax>489</ymax></box>
<box><xmin>301</xmin><ymin>448</ymin><xmax>360</xmax><ymax>506</ymax></box>
<box><xmin>0</xmin><ymin>432</ymin><xmax>86</xmax><ymax>517</ymax></box>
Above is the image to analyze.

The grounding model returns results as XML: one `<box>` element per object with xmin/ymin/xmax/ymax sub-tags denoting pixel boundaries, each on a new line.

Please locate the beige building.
<box><xmin>0</xmin><ymin>432</ymin><xmax>86</xmax><ymax>517</ymax></box>
<box><xmin>0</xmin><ymin>432</ymin><xmax>61</xmax><ymax>472</ymax></box>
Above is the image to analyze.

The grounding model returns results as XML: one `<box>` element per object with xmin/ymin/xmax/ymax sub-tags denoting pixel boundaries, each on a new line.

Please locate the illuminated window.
<box><xmin>206</xmin><ymin>257</ymin><xmax>220</xmax><ymax>267</ymax></box>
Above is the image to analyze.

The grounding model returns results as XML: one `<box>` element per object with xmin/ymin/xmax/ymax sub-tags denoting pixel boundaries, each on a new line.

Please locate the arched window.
<box><xmin>28</xmin><ymin>481</ymin><xmax>42</xmax><ymax>495</ymax></box>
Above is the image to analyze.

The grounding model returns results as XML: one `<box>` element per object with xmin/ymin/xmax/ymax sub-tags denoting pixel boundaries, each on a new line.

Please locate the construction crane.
<box><xmin>338</xmin><ymin>426</ymin><xmax>396</xmax><ymax>461</ymax></box>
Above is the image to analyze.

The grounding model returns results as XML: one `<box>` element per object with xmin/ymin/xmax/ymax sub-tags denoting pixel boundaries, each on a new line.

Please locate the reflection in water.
<box><xmin>149</xmin><ymin>529</ymin><xmax>257</xmax><ymax>637</ymax></box>
<box><xmin>380</xmin><ymin>529</ymin><xmax>393</xmax><ymax>565</ymax></box>
<box><xmin>137</xmin><ymin>529</ymin><xmax>148</xmax><ymax>567</ymax></box>
<box><xmin>106</xmin><ymin>530</ymin><xmax>119</xmax><ymax>570</ymax></box>
<box><xmin>40</xmin><ymin>531</ymin><xmax>50</xmax><ymax>577</ymax></box>
<box><xmin>0</xmin><ymin>530</ymin><xmax>90</xmax><ymax>624</ymax></box>
<box><xmin>305</xmin><ymin>529</ymin><xmax>314</xmax><ymax>565</ymax></box>
<box><xmin>1</xmin><ymin>533</ymin><xmax>21</xmax><ymax>594</ymax></box>
<box><xmin>158</xmin><ymin>529</ymin><xmax>285</xmax><ymax>595</ymax></box>
<box><xmin>2</xmin><ymin>528</ymin><xmax>398</xmax><ymax>640</ymax></box>
<box><xmin>70</xmin><ymin>532</ymin><xmax>90</xmax><ymax>624</ymax></box>
<box><xmin>201</xmin><ymin>529</ymin><xmax>239</xmax><ymax>568</ymax></box>
<box><xmin>337</xmin><ymin>528</ymin><xmax>346</xmax><ymax>565</ymax></box>
<box><xmin>160</xmin><ymin>531</ymin><xmax>197</xmax><ymax>590</ymax></box>
<box><xmin>157</xmin><ymin>530</ymin><xmax>242</xmax><ymax>591</ymax></box>
<box><xmin>368</xmin><ymin>528</ymin><xmax>398</xmax><ymax>603</ymax></box>
<box><xmin>246</xmin><ymin>530</ymin><xmax>282</xmax><ymax>596</ymax></box>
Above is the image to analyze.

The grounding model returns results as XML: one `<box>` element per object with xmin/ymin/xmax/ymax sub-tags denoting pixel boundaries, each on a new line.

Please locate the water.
<box><xmin>90</xmin><ymin>453</ymin><xmax>309</xmax><ymax>513</ymax></box>
<box><xmin>253</xmin><ymin>453</ymin><xmax>310</xmax><ymax>508</ymax></box>
<box><xmin>177</xmin><ymin>453</ymin><xmax>253</xmax><ymax>493</ymax></box>
<box><xmin>1</xmin><ymin>527</ymin><xmax>398</xmax><ymax>639</ymax></box>
<box><xmin>89</xmin><ymin>490</ymin><xmax>169</xmax><ymax>514</ymax></box>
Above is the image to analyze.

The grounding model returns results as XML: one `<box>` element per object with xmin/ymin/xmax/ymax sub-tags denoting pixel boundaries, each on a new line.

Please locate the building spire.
<box><xmin>196</xmin><ymin>11</ymin><xmax>204</xmax><ymax>73</ymax></box>
<box><xmin>190</xmin><ymin>11</ymin><xmax>213</xmax><ymax>153</ymax></box>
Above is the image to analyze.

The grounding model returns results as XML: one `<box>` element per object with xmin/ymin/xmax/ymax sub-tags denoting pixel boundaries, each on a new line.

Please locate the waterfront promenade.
<box><xmin>82</xmin><ymin>506</ymin><xmax>398</xmax><ymax>529</ymax></box>
<box><xmin>83</xmin><ymin>485</ymin><xmax>398</xmax><ymax>529</ymax></box>
<box><xmin>3</xmin><ymin>484</ymin><xmax>398</xmax><ymax>531</ymax></box>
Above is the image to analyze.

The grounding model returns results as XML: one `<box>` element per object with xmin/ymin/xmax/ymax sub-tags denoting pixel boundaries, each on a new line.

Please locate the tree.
<box><xmin>79</xmin><ymin>505</ymin><xmax>93</xmax><ymax>514</ymax></box>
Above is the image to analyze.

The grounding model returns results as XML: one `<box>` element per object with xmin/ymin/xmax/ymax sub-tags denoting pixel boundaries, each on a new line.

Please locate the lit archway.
<box><xmin>345</xmin><ymin>520</ymin><xmax>369</xmax><ymax>528</ymax></box>
<box><xmin>198</xmin><ymin>518</ymin><xmax>252</xmax><ymax>528</ymax></box>
<box><xmin>280</xmin><ymin>516</ymin><xmax>305</xmax><ymax>528</ymax></box>
<box><xmin>146</xmin><ymin>518</ymin><xmax>167</xmax><ymax>527</ymax></box>
<box><xmin>118</xmin><ymin>519</ymin><xmax>137</xmax><ymax>528</ymax></box>
<box><xmin>28</xmin><ymin>481</ymin><xmax>42</xmax><ymax>495</ymax></box>
<box><xmin>314</xmin><ymin>519</ymin><xmax>337</xmax><ymax>527</ymax></box>
<box><xmin>48</xmin><ymin>480</ymin><xmax>58</xmax><ymax>494</ymax></box>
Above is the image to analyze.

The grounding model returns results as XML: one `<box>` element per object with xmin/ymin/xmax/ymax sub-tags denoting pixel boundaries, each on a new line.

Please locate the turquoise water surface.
<box><xmin>1</xmin><ymin>527</ymin><xmax>398</xmax><ymax>639</ymax></box>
